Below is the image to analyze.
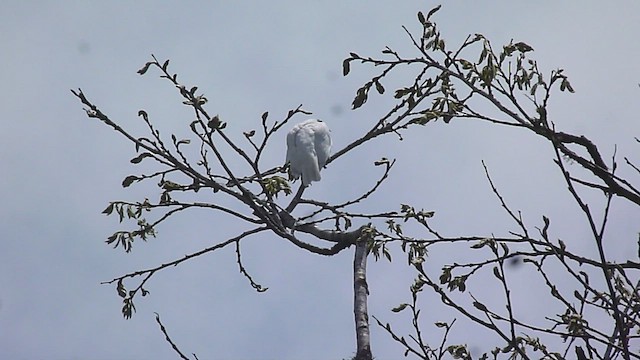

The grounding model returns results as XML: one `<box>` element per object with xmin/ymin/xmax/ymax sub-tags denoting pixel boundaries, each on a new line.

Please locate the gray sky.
<box><xmin>1</xmin><ymin>1</ymin><xmax>639</xmax><ymax>359</ymax></box>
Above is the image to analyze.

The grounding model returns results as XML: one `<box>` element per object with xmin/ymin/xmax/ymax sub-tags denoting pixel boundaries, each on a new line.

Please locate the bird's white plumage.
<box><xmin>286</xmin><ymin>119</ymin><xmax>331</xmax><ymax>186</ymax></box>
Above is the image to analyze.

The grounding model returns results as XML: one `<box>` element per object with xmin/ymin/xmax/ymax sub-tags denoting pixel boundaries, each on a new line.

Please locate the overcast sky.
<box><xmin>1</xmin><ymin>1</ymin><xmax>639</xmax><ymax>359</ymax></box>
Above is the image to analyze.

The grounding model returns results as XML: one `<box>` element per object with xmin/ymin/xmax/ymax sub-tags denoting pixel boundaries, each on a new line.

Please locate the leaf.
<box><xmin>130</xmin><ymin>153</ymin><xmax>152</xmax><ymax>164</ymax></box>
<box><xmin>439</xmin><ymin>267</ymin><xmax>451</xmax><ymax>284</ymax></box>
<box><xmin>473</xmin><ymin>301</ymin><xmax>488</xmax><ymax>312</ymax></box>
<box><xmin>478</xmin><ymin>48</ymin><xmax>487</xmax><ymax>64</ymax></box>
<box><xmin>106</xmin><ymin>233</ymin><xmax>118</xmax><ymax>245</ymax></box>
<box><xmin>514</xmin><ymin>41</ymin><xmax>534</xmax><ymax>53</ymax></box>
<box><xmin>394</xmin><ymin>87</ymin><xmax>411</xmax><ymax>99</ymax></box>
<box><xmin>116</xmin><ymin>279</ymin><xmax>127</xmax><ymax>298</ymax></box>
<box><xmin>351</xmin><ymin>86</ymin><xmax>369</xmax><ymax>109</ymax></box>
<box><xmin>176</xmin><ymin>139</ymin><xmax>191</xmax><ymax>146</ymax></box>
<box><xmin>493</xmin><ymin>266</ymin><xmax>503</xmax><ymax>281</ymax></box>
<box><xmin>470</xmin><ymin>241</ymin><xmax>486</xmax><ymax>249</ymax></box>
<box><xmin>459</xmin><ymin>59</ymin><xmax>474</xmax><ymax>70</ymax></box>
<box><xmin>261</xmin><ymin>111</ymin><xmax>269</xmax><ymax>123</ymax></box>
<box><xmin>208</xmin><ymin>115</ymin><xmax>221</xmax><ymax>129</ymax></box>
<box><xmin>458</xmin><ymin>278</ymin><xmax>466</xmax><ymax>292</ymax></box>
<box><xmin>500</xmin><ymin>242</ymin><xmax>509</xmax><ymax>255</ymax></box>
<box><xmin>102</xmin><ymin>203</ymin><xmax>115</xmax><ymax>215</ymax></box>
<box><xmin>558</xmin><ymin>239</ymin><xmax>566</xmax><ymax>251</ymax></box>
<box><xmin>161</xmin><ymin>180</ymin><xmax>181</xmax><ymax>190</ymax></box>
<box><xmin>391</xmin><ymin>303</ymin><xmax>409</xmax><ymax>313</ymax></box>
<box><xmin>343</xmin><ymin>217</ymin><xmax>352</xmax><ymax>230</ymax></box>
<box><xmin>426</xmin><ymin>5</ymin><xmax>441</xmax><ymax>19</ymax></box>
<box><xmin>374</xmin><ymin>80</ymin><xmax>385</xmax><ymax>94</ymax></box>
<box><xmin>383</xmin><ymin>247</ymin><xmax>392</xmax><ymax>262</ymax></box>
<box><xmin>122</xmin><ymin>175</ymin><xmax>139</xmax><ymax>188</ymax></box>
<box><xmin>122</xmin><ymin>298</ymin><xmax>136</xmax><ymax>319</ymax></box>
<box><xmin>561</xmin><ymin>78</ymin><xmax>575</xmax><ymax>93</ymax></box>
<box><xmin>481</xmin><ymin>64</ymin><xmax>496</xmax><ymax>84</ymax></box>
<box><xmin>342</xmin><ymin>58</ymin><xmax>351</xmax><ymax>76</ymax></box>
<box><xmin>262</xmin><ymin>176</ymin><xmax>292</xmax><ymax>198</ymax></box>
<box><xmin>161</xmin><ymin>59</ymin><xmax>169</xmax><ymax>71</ymax></box>
<box><xmin>244</xmin><ymin>130</ymin><xmax>256</xmax><ymax>138</ymax></box>
<box><xmin>137</xmin><ymin>110</ymin><xmax>148</xmax><ymax>122</ymax></box>
<box><xmin>137</xmin><ymin>61</ymin><xmax>154</xmax><ymax>75</ymax></box>
<box><xmin>417</xmin><ymin>11</ymin><xmax>426</xmax><ymax>25</ymax></box>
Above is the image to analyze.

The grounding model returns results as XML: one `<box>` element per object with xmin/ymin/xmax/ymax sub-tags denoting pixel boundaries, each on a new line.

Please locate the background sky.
<box><xmin>1</xmin><ymin>1</ymin><xmax>639</xmax><ymax>359</ymax></box>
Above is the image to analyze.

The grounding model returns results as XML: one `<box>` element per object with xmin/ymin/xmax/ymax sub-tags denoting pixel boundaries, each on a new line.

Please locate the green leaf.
<box><xmin>458</xmin><ymin>59</ymin><xmax>474</xmax><ymax>70</ymax></box>
<box><xmin>493</xmin><ymin>266</ymin><xmax>503</xmax><ymax>281</ymax></box>
<box><xmin>560</xmin><ymin>78</ymin><xmax>575</xmax><ymax>93</ymax></box>
<box><xmin>130</xmin><ymin>153</ymin><xmax>152</xmax><ymax>164</ymax></box>
<box><xmin>342</xmin><ymin>58</ymin><xmax>351</xmax><ymax>76</ymax></box>
<box><xmin>137</xmin><ymin>61</ymin><xmax>154</xmax><ymax>75</ymax></box>
<box><xmin>106</xmin><ymin>233</ymin><xmax>118</xmax><ymax>245</ymax></box>
<box><xmin>116</xmin><ymin>279</ymin><xmax>127</xmax><ymax>298</ymax></box>
<box><xmin>244</xmin><ymin>130</ymin><xmax>256</xmax><ymax>138</ymax></box>
<box><xmin>208</xmin><ymin>115</ymin><xmax>222</xmax><ymax>129</ymax></box>
<box><xmin>261</xmin><ymin>176</ymin><xmax>292</xmax><ymax>198</ymax></box>
<box><xmin>500</xmin><ymin>242</ymin><xmax>509</xmax><ymax>255</ymax></box>
<box><xmin>514</xmin><ymin>41</ymin><xmax>534</xmax><ymax>53</ymax></box>
<box><xmin>458</xmin><ymin>278</ymin><xmax>466</xmax><ymax>292</ymax></box>
<box><xmin>426</xmin><ymin>5</ymin><xmax>441</xmax><ymax>19</ymax></box>
<box><xmin>481</xmin><ymin>64</ymin><xmax>496</xmax><ymax>84</ymax></box>
<box><xmin>439</xmin><ymin>267</ymin><xmax>451</xmax><ymax>284</ymax></box>
<box><xmin>391</xmin><ymin>303</ymin><xmax>409</xmax><ymax>313</ymax></box>
<box><xmin>558</xmin><ymin>239</ymin><xmax>566</xmax><ymax>251</ymax></box>
<box><xmin>344</xmin><ymin>217</ymin><xmax>351</xmax><ymax>230</ymax></box>
<box><xmin>352</xmin><ymin>86</ymin><xmax>369</xmax><ymax>109</ymax></box>
<box><xmin>478</xmin><ymin>48</ymin><xmax>487</xmax><ymax>64</ymax></box>
<box><xmin>102</xmin><ymin>203</ymin><xmax>115</xmax><ymax>215</ymax></box>
<box><xmin>122</xmin><ymin>175</ymin><xmax>139</xmax><ymax>188</ymax></box>
<box><xmin>394</xmin><ymin>87</ymin><xmax>411</xmax><ymax>99</ymax></box>
<box><xmin>470</xmin><ymin>241</ymin><xmax>486</xmax><ymax>249</ymax></box>
<box><xmin>417</xmin><ymin>11</ymin><xmax>426</xmax><ymax>25</ymax></box>
<box><xmin>473</xmin><ymin>301</ymin><xmax>488</xmax><ymax>312</ymax></box>
<box><xmin>122</xmin><ymin>298</ymin><xmax>136</xmax><ymax>319</ymax></box>
<box><xmin>161</xmin><ymin>180</ymin><xmax>181</xmax><ymax>190</ymax></box>
<box><xmin>383</xmin><ymin>247</ymin><xmax>392</xmax><ymax>262</ymax></box>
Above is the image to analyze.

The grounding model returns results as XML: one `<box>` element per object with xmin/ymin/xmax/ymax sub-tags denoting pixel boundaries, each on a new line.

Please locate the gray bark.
<box><xmin>353</xmin><ymin>238</ymin><xmax>372</xmax><ymax>360</ymax></box>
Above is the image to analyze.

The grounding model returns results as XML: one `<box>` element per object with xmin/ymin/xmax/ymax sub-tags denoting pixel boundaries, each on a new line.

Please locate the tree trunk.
<box><xmin>353</xmin><ymin>238</ymin><xmax>372</xmax><ymax>360</ymax></box>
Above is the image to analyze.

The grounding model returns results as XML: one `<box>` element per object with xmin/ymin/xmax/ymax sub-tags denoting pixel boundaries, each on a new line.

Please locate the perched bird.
<box><xmin>286</xmin><ymin>119</ymin><xmax>331</xmax><ymax>186</ymax></box>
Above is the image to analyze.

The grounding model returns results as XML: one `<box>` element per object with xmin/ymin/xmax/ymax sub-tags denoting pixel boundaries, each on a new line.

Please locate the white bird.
<box><xmin>286</xmin><ymin>119</ymin><xmax>331</xmax><ymax>186</ymax></box>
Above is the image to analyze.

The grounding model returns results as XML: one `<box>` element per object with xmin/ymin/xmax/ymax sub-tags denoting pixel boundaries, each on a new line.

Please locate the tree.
<box><xmin>73</xmin><ymin>5</ymin><xmax>640</xmax><ymax>359</ymax></box>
